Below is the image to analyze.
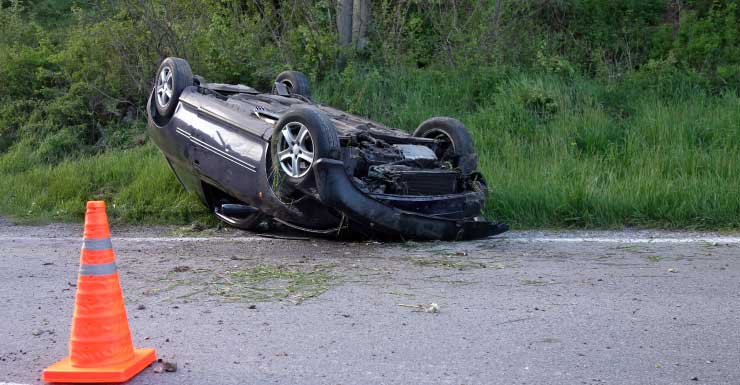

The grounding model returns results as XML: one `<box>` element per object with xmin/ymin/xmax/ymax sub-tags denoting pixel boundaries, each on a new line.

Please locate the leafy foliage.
<box><xmin>0</xmin><ymin>0</ymin><xmax>738</xmax><ymax>227</ymax></box>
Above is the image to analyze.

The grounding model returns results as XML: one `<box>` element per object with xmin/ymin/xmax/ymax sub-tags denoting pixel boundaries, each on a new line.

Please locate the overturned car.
<box><xmin>147</xmin><ymin>57</ymin><xmax>507</xmax><ymax>240</ymax></box>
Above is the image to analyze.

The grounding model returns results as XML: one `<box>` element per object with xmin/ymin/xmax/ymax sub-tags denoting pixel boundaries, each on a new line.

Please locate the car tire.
<box><xmin>154</xmin><ymin>57</ymin><xmax>193</xmax><ymax>118</ymax></box>
<box><xmin>413</xmin><ymin>117</ymin><xmax>477</xmax><ymax>174</ymax></box>
<box><xmin>270</xmin><ymin>107</ymin><xmax>340</xmax><ymax>189</ymax></box>
<box><xmin>274</xmin><ymin>71</ymin><xmax>311</xmax><ymax>98</ymax></box>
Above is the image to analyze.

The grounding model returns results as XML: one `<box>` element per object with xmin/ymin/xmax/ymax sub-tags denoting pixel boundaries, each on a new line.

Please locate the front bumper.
<box><xmin>313</xmin><ymin>158</ymin><xmax>508</xmax><ymax>241</ymax></box>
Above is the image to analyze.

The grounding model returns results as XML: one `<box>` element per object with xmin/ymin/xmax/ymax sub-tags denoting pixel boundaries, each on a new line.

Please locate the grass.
<box><xmin>0</xmin><ymin>67</ymin><xmax>739</xmax><ymax>229</ymax></box>
<box><xmin>644</xmin><ymin>255</ymin><xmax>664</xmax><ymax>263</ymax></box>
<box><xmin>411</xmin><ymin>258</ymin><xmax>487</xmax><ymax>270</ymax></box>
<box><xmin>0</xmin><ymin>144</ymin><xmax>211</xmax><ymax>224</ymax></box>
<box><xmin>210</xmin><ymin>265</ymin><xmax>335</xmax><ymax>304</ymax></box>
<box><xmin>143</xmin><ymin>264</ymin><xmax>336</xmax><ymax>304</ymax></box>
<box><xmin>317</xmin><ymin>67</ymin><xmax>740</xmax><ymax>229</ymax></box>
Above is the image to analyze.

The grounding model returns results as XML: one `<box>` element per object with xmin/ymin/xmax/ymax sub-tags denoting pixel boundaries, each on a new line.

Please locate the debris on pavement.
<box><xmin>4</xmin><ymin>222</ymin><xmax>740</xmax><ymax>384</ymax></box>
<box><xmin>164</xmin><ymin>361</ymin><xmax>178</xmax><ymax>372</ymax></box>
<box><xmin>153</xmin><ymin>359</ymin><xmax>178</xmax><ymax>373</ymax></box>
<box><xmin>31</xmin><ymin>329</ymin><xmax>54</xmax><ymax>337</ymax></box>
<box><xmin>411</xmin><ymin>258</ymin><xmax>486</xmax><ymax>270</ymax></box>
<box><xmin>398</xmin><ymin>303</ymin><xmax>440</xmax><ymax>313</ymax></box>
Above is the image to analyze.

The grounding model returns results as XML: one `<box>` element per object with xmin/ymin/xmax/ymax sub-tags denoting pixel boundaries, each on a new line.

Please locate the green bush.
<box><xmin>673</xmin><ymin>1</ymin><xmax>740</xmax><ymax>88</ymax></box>
<box><xmin>1</xmin><ymin>0</ymin><xmax>739</xmax><ymax>228</ymax></box>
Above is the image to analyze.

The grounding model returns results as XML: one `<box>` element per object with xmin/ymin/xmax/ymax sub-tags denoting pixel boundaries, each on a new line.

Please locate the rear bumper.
<box><xmin>313</xmin><ymin>158</ymin><xmax>508</xmax><ymax>241</ymax></box>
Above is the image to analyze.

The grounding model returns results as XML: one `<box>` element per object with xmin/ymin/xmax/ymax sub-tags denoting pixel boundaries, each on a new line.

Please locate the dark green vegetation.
<box><xmin>1</xmin><ymin>1</ymin><xmax>738</xmax><ymax>228</ymax></box>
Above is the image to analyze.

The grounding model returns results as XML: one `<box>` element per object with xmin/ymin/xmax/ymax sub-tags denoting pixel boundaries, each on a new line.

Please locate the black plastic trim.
<box><xmin>313</xmin><ymin>158</ymin><xmax>508</xmax><ymax>241</ymax></box>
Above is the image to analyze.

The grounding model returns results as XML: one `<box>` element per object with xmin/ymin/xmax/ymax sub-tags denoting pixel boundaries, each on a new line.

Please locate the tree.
<box><xmin>336</xmin><ymin>0</ymin><xmax>370</xmax><ymax>50</ymax></box>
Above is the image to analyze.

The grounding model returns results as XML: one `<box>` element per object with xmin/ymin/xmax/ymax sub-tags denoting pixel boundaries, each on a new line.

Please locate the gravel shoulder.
<box><xmin>2</xmin><ymin>220</ymin><xmax>739</xmax><ymax>385</ymax></box>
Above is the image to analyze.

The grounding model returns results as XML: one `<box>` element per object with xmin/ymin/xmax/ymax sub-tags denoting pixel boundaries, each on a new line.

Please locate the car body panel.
<box><xmin>148</xmin><ymin>79</ymin><xmax>508</xmax><ymax>240</ymax></box>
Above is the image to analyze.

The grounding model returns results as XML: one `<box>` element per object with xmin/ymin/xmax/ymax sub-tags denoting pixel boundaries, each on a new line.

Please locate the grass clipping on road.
<box><xmin>152</xmin><ymin>264</ymin><xmax>336</xmax><ymax>305</ymax></box>
<box><xmin>210</xmin><ymin>265</ymin><xmax>335</xmax><ymax>304</ymax></box>
<box><xmin>411</xmin><ymin>258</ymin><xmax>488</xmax><ymax>270</ymax></box>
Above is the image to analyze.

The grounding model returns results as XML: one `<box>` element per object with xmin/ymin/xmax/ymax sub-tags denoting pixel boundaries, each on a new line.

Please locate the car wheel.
<box><xmin>270</xmin><ymin>107</ymin><xmax>340</xmax><ymax>189</ymax></box>
<box><xmin>413</xmin><ymin>117</ymin><xmax>477</xmax><ymax>174</ymax></box>
<box><xmin>274</xmin><ymin>71</ymin><xmax>311</xmax><ymax>98</ymax></box>
<box><xmin>154</xmin><ymin>57</ymin><xmax>193</xmax><ymax>118</ymax></box>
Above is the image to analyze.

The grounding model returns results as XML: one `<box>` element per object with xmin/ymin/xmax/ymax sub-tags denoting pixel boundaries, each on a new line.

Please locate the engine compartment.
<box><xmin>342</xmin><ymin>132</ymin><xmax>471</xmax><ymax>196</ymax></box>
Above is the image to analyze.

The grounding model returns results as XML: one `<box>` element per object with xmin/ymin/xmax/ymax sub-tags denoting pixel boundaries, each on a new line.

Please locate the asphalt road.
<box><xmin>2</xmin><ymin>219</ymin><xmax>739</xmax><ymax>385</ymax></box>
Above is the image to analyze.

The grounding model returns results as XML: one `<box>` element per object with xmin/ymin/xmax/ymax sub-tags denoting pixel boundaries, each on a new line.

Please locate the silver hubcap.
<box><xmin>156</xmin><ymin>67</ymin><xmax>174</xmax><ymax>108</ymax></box>
<box><xmin>277</xmin><ymin>122</ymin><xmax>314</xmax><ymax>178</ymax></box>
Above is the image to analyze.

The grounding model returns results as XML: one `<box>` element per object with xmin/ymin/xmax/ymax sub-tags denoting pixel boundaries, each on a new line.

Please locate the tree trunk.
<box><xmin>336</xmin><ymin>0</ymin><xmax>371</xmax><ymax>68</ymax></box>
<box><xmin>352</xmin><ymin>0</ymin><xmax>370</xmax><ymax>50</ymax></box>
<box><xmin>337</xmin><ymin>0</ymin><xmax>353</xmax><ymax>47</ymax></box>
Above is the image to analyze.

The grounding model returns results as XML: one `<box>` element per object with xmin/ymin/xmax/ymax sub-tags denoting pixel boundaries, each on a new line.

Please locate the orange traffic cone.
<box><xmin>42</xmin><ymin>201</ymin><xmax>156</xmax><ymax>383</ymax></box>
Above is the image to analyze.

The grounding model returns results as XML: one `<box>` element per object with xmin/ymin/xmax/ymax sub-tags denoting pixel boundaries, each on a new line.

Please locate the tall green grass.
<box><xmin>0</xmin><ymin>144</ymin><xmax>209</xmax><ymax>224</ymax></box>
<box><xmin>0</xmin><ymin>67</ymin><xmax>738</xmax><ymax>229</ymax></box>
<box><xmin>316</xmin><ymin>67</ymin><xmax>740</xmax><ymax>229</ymax></box>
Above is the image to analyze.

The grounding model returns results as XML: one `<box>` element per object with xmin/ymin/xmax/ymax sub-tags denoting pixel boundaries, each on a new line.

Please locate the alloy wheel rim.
<box><xmin>277</xmin><ymin>121</ymin><xmax>314</xmax><ymax>178</ymax></box>
<box><xmin>156</xmin><ymin>66</ymin><xmax>174</xmax><ymax>108</ymax></box>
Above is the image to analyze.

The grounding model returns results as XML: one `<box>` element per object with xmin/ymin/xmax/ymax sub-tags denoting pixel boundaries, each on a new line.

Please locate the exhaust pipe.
<box><xmin>219</xmin><ymin>203</ymin><xmax>259</xmax><ymax>218</ymax></box>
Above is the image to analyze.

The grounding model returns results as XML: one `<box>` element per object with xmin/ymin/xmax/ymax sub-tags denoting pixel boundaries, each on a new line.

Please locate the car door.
<box><xmin>178</xmin><ymin>94</ymin><xmax>270</xmax><ymax>203</ymax></box>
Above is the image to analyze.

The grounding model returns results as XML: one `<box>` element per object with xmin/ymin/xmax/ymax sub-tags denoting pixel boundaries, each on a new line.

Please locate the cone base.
<box><xmin>42</xmin><ymin>348</ymin><xmax>156</xmax><ymax>383</ymax></box>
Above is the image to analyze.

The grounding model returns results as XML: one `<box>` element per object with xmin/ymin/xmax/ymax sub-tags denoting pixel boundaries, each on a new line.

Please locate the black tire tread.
<box><xmin>275</xmin><ymin>71</ymin><xmax>312</xmax><ymax>98</ymax></box>
<box><xmin>413</xmin><ymin>117</ymin><xmax>477</xmax><ymax>174</ymax></box>
<box><xmin>155</xmin><ymin>57</ymin><xmax>193</xmax><ymax>118</ymax></box>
